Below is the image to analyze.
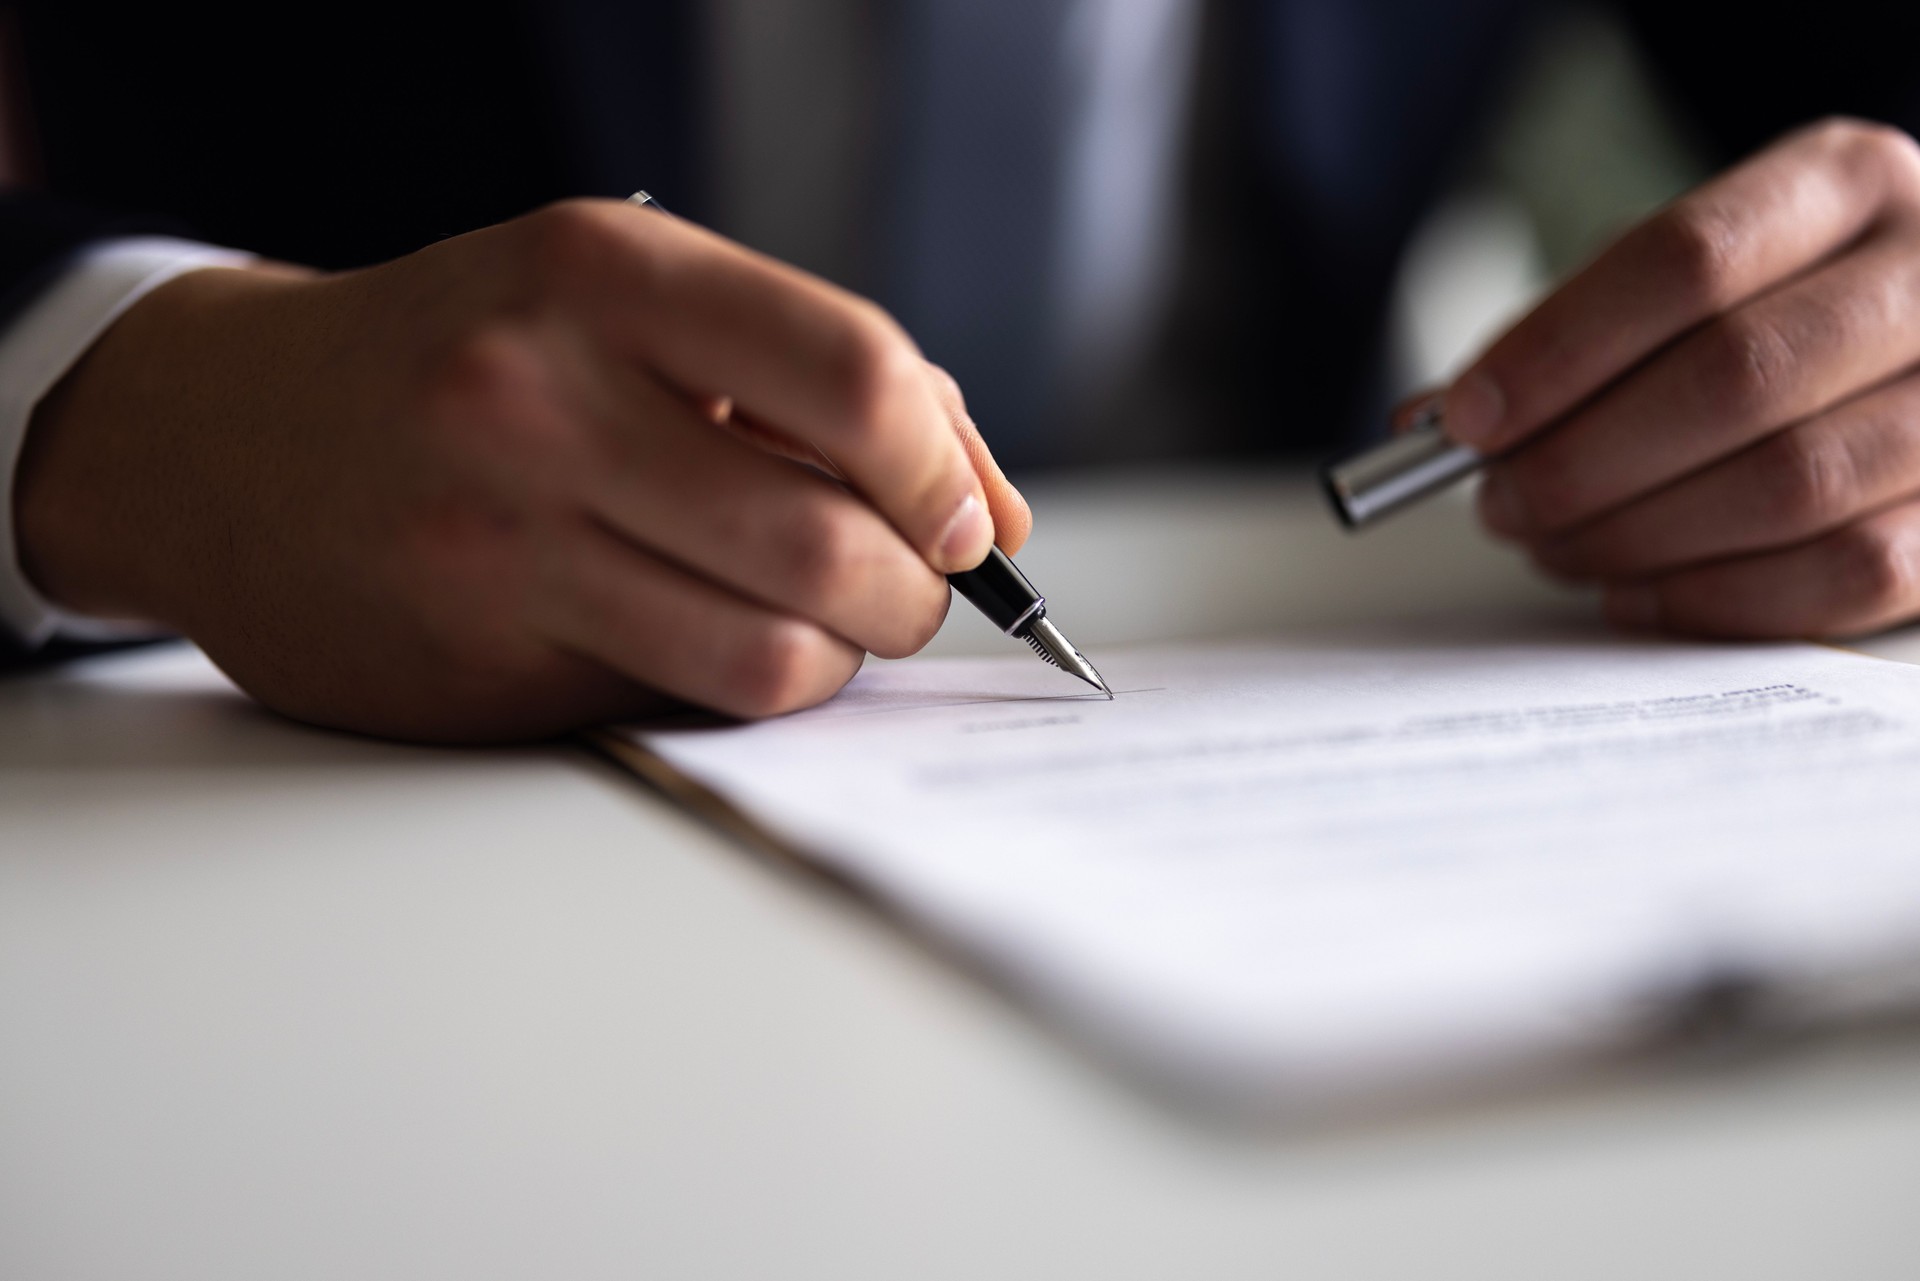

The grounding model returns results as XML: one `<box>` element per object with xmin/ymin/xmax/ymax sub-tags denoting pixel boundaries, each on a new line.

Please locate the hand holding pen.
<box><xmin>634</xmin><ymin>194</ymin><xmax>1108</xmax><ymax>696</ymax></box>
<box><xmin>18</xmin><ymin>195</ymin><xmax>1052</xmax><ymax>740</ymax></box>
<box><xmin>1325</xmin><ymin>120</ymin><xmax>1920</xmax><ymax>642</ymax></box>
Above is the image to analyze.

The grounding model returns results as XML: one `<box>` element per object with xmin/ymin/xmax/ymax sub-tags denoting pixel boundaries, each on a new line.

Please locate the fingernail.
<box><xmin>936</xmin><ymin>492</ymin><xmax>993</xmax><ymax>570</ymax></box>
<box><xmin>1445</xmin><ymin>371</ymin><xmax>1505</xmax><ymax>448</ymax></box>
<box><xmin>1477</xmin><ymin>471</ymin><xmax>1527</xmax><ymax>538</ymax></box>
<box><xmin>1605</xmin><ymin>584</ymin><xmax>1662</xmax><ymax>632</ymax></box>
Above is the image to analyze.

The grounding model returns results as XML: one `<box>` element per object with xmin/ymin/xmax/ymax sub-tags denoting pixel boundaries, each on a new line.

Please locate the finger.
<box><xmin>548</xmin><ymin>201</ymin><xmax>995</xmax><ymax>573</ymax></box>
<box><xmin>1482</xmin><ymin>227</ymin><xmax>1920</xmax><ymax>536</ymax></box>
<box><xmin>923</xmin><ymin>362</ymin><xmax>1032</xmax><ymax>554</ymax></box>
<box><xmin>1446</xmin><ymin>119</ymin><xmax>1920</xmax><ymax>452</ymax></box>
<box><xmin>578</xmin><ymin>362</ymin><xmax>951</xmax><ymax>659</ymax></box>
<box><xmin>1603</xmin><ymin>500</ymin><xmax>1920</xmax><ymax>639</ymax></box>
<box><xmin>539</xmin><ymin>518</ymin><xmax>863</xmax><ymax>719</ymax></box>
<box><xmin>1534</xmin><ymin>373</ymin><xmax>1920</xmax><ymax>579</ymax></box>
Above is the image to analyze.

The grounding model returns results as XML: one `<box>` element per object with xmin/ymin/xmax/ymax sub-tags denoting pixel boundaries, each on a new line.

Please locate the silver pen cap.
<box><xmin>1322</xmin><ymin>409</ymin><xmax>1483</xmax><ymax>529</ymax></box>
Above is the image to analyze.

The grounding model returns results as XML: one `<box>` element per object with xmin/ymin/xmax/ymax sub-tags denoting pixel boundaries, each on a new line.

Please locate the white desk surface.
<box><xmin>7</xmin><ymin>469</ymin><xmax>1920</xmax><ymax>1280</ymax></box>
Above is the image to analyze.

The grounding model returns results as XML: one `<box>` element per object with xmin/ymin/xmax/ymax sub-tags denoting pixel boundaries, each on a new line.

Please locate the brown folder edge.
<box><xmin>584</xmin><ymin>727</ymin><xmax>824</xmax><ymax>877</ymax></box>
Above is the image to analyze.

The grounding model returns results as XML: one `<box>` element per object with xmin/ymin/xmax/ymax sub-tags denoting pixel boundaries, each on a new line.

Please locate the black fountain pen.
<box><xmin>948</xmin><ymin>546</ymin><xmax>1112</xmax><ymax>698</ymax></box>
<box><xmin>627</xmin><ymin>192</ymin><xmax>1111</xmax><ymax>698</ymax></box>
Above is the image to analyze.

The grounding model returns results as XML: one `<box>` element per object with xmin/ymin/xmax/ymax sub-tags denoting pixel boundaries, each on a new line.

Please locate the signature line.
<box><xmin>830</xmin><ymin>687</ymin><xmax>1168</xmax><ymax>717</ymax></box>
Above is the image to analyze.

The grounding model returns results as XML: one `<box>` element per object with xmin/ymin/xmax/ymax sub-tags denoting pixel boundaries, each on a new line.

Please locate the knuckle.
<box><xmin>1810</xmin><ymin>116</ymin><xmax>1920</xmax><ymax>200</ymax></box>
<box><xmin>926</xmin><ymin>362</ymin><xmax>967</xmax><ymax>416</ymax></box>
<box><xmin>928</xmin><ymin>361</ymin><xmax>961</xmax><ymax>398</ymax></box>
<box><xmin>419</xmin><ymin>325</ymin><xmax>580</xmax><ymax>463</ymax></box>
<box><xmin>1842</xmin><ymin>117</ymin><xmax>1920</xmax><ymax>170</ymax></box>
<box><xmin>827</xmin><ymin>304</ymin><xmax>923</xmax><ymax>443</ymax></box>
<box><xmin>867</xmin><ymin>583</ymin><xmax>952</xmax><ymax>660</ymax></box>
<box><xmin>519</xmin><ymin>198</ymin><xmax>634</xmax><ymax>297</ymax></box>
<box><xmin>724</xmin><ymin>619</ymin><xmax>831</xmax><ymax>717</ymax></box>
<box><xmin>1757</xmin><ymin>428</ymin><xmax>1856</xmax><ymax>531</ymax></box>
<box><xmin>1695</xmin><ymin>313</ymin><xmax>1794</xmax><ymax>422</ymax></box>
<box><xmin>782</xmin><ymin>502</ymin><xmax>871</xmax><ymax>609</ymax></box>
<box><xmin>399</xmin><ymin>495</ymin><xmax>533</xmax><ymax>587</ymax></box>
<box><xmin>1806</xmin><ymin>114</ymin><xmax>1872</xmax><ymax>150</ymax></box>
<box><xmin>1828</xmin><ymin>520</ymin><xmax>1916</xmax><ymax>621</ymax></box>
<box><xmin>1643</xmin><ymin>204</ymin><xmax>1745</xmax><ymax>311</ymax></box>
<box><xmin>423</xmin><ymin>325</ymin><xmax>538</xmax><ymax>420</ymax></box>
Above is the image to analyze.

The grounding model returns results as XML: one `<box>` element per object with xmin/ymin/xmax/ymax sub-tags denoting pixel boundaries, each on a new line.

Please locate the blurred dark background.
<box><xmin>3</xmin><ymin>1</ymin><xmax>1917</xmax><ymax>474</ymax></box>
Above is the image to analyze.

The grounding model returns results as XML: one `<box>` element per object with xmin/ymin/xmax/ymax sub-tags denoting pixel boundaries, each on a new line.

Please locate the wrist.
<box><xmin>14</xmin><ymin>261</ymin><xmax>317</xmax><ymax>630</ymax></box>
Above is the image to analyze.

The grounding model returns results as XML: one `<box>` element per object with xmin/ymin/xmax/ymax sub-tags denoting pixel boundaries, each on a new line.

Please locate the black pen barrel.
<box><xmin>948</xmin><ymin>546</ymin><xmax>1044</xmax><ymax>634</ymax></box>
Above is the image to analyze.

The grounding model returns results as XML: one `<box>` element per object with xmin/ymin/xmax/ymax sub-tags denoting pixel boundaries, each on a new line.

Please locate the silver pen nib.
<box><xmin>1019</xmin><ymin>615</ymin><xmax>1113</xmax><ymax>699</ymax></box>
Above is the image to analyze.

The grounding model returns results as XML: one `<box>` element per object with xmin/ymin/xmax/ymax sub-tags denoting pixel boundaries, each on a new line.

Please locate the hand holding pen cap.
<box><xmin>1321</xmin><ymin>121</ymin><xmax>1920</xmax><ymax>642</ymax></box>
<box><xmin>1322</xmin><ymin>397</ymin><xmax>1483</xmax><ymax>529</ymax></box>
<box><xmin>630</xmin><ymin>192</ymin><xmax>1112</xmax><ymax>698</ymax></box>
<box><xmin>1322</xmin><ymin>365</ymin><xmax>1506</xmax><ymax>528</ymax></box>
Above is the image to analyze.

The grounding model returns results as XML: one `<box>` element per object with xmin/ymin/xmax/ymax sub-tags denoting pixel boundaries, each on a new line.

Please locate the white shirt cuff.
<box><xmin>0</xmin><ymin>236</ymin><xmax>255</xmax><ymax>646</ymax></box>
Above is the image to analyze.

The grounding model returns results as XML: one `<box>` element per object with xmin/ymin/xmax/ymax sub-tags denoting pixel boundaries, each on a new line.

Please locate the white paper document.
<box><xmin>617</xmin><ymin>631</ymin><xmax>1920</xmax><ymax>1105</ymax></box>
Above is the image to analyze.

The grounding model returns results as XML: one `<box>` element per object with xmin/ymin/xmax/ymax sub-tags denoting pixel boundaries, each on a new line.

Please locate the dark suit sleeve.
<box><xmin>0</xmin><ymin>631</ymin><xmax>159</xmax><ymax>672</ymax></box>
<box><xmin>1616</xmin><ymin>0</ymin><xmax>1920</xmax><ymax>162</ymax></box>
<box><xmin>0</xmin><ymin>190</ymin><xmax>178</xmax><ymax>329</ymax></box>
